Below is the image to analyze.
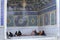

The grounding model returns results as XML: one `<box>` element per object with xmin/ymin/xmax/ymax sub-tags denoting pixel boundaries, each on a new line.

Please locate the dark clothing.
<box><xmin>14</xmin><ymin>31</ymin><xmax>18</xmax><ymax>36</ymax></box>
<box><xmin>17</xmin><ymin>31</ymin><xmax>22</xmax><ymax>36</ymax></box>
<box><xmin>9</xmin><ymin>32</ymin><xmax>13</xmax><ymax>37</ymax></box>
<box><xmin>41</xmin><ymin>31</ymin><xmax>46</xmax><ymax>36</ymax></box>
<box><xmin>34</xmin><ymin>30</ymin><xmax>39</xmax><ymax>35</ymax></box>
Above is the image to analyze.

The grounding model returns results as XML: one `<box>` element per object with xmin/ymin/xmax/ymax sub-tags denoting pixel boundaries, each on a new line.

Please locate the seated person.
<box><xmin>39</xmin><ymin>30</ymin><xmax>46</xmax><ymax>36</ymax></box>
<box><xmin>31</xmin><ymin>30</ymin><xmax>39</xmax><ymax>36</ymax></box>
<box><xmin>14</xmin><ymin>31</ymin><xmax>18</xmax><ymax>36</ymax></box>
<box><xmin>9</xmin><ymin>32</ymin><xmax>13</xmax><ymax>37</ymax></box>
<box><xmin>17</xmin><ymin>31</ymin><xmax>22</xmax><ymax>36</ymax></box>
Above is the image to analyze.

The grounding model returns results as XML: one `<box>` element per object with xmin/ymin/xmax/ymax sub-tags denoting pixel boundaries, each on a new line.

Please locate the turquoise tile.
<box><xmin>28</xmin><ymin>15</ymin><xmax>37</xmax><ymax>26</ymax></box>
<box><xmin>51</xmin><ymin>13</ymin><xmax>55</xmax><ymax>25</ymax></box>
<box><xmin>44</xmin><ymin>14</ymin><xmax>50</xmax><ymax>25</ymax></box>
<box><xmin>15</xmin><ymin>15</ymin><xmax>28</xmax><ymax>26</ymax></box>
<box><xmin>40</xmin><ymin>15</ymin><xmax>43</xmax><ymax>26</ymax></box>
<box><xmin>7</xmin><ymin>15</ymin><xmax>14</xmax><ymax>26</ymax></box>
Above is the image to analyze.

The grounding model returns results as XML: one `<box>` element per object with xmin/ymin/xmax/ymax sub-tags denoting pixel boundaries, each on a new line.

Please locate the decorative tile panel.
<box><xmin>44</xmin><ymin>13</ymin><xmax>50</xmax><ymax>25</ymax></box>
<box><xmin>14</xmin><ymin>15</ymin><xmax>28</xmax><ymax>26</ymax></box>
<box><xmin>28</xmin><ymin>15</ymin><xmax>37</xmax><ymax>26</ymax></box>
<box><xmin>54</xmin><ymin>11</ymin><xmax>56</xmax><ymax>24</ymax></box>
<box><xmin>40</xmin><ymin>15</ymin><xmax>43</xmax><ymax>26</ymax></box>
<box><xmin>51</xmin><ymin>11</ymin><xmax>55</xmax><ymax>25</ymax></box>
<box><xmin>7</xmin><ymin>15</ymin><xmax>14</xmax><ymax>26</ymax></box>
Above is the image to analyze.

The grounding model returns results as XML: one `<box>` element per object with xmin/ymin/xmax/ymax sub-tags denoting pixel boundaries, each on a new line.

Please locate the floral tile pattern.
<box><xmin>44</xmin><ymin>13</ymin><xmax>50</xmax><ymax>25</ymax></box>
<box><xmin>40</xmin><ymin>15</ymin><xmax>43</xmax><ymax>26</ymax></box>
<box><xmin>51</xmin><ymin>12</ymin><xmax>55</xmax><ymax>25</ymax></box>
<box><xmin>14</xmin><ymin>15</ymin><xmax>28</xmax><ymax>26</ymax></box>
<box><xmin>28</xmin><ymin>15</ymin><xmax>37</xmax><ymax>26</ymax></box>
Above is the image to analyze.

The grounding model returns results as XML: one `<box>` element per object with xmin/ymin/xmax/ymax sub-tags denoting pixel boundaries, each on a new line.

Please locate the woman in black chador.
<box><xmin>9</xmin><ymin>32</ymin><xmax>13</xmax><ymax>37</ymax></box>
<box><xmin>17</xmin><ymin>31</ymin><xmax>22</xmax><ymax>36</ymax></box>
<box><xmin>14</xmin><ymin>31</ymin><xmax>18</xmax><ymax>36</ymax></box>
<box><xmin>39</xmin><ymin>30</ymin><xmax>46</xmax><ymax>36</ymax></box>
<box><xmin>41</xmin><ymin>31</ymin><xmax>46</xmax><ymax>35</ymax></box>
<box><xmin>31</xmin><ymin>30</ymin><xmax>39</xmax><ymax>35</ymax></box>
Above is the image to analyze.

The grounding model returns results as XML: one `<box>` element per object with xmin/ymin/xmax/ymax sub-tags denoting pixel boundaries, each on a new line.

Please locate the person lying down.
<box><xmin>7</xmin><ymin>30</ymin><xmax>46</xmax><ymax>38</ymax></box>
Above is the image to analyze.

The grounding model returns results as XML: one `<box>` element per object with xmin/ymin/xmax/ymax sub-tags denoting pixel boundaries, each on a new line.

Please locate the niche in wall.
<box><xmin>39</xmin><ymin>10</ymin><xmax>56</xmax><ymax>26</ymax></box>
<box><xmin>50</xmin><ymin>10</ymin><xmax>56</xmax><ymax>25</ymax></box>
<box><xmin>44</xmin><ymin>13</ymin><xmax>50</xmax><ymax>25</ymax></box>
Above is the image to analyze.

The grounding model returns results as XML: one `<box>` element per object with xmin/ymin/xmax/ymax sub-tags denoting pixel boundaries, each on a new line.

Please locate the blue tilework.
<box><xmin>7</xmin><ymin>15</ymin><xmax>14</xmax><ymax>26</ymax></box>
<box><xmin>28</xmin><ymin>15</ymin><xmax>37</xmax><ymax>26</ymax></box>
<box><xmin>15</xmin><ymin>16</ymin><xmax>28</xmax><ymax>26</ymax></box>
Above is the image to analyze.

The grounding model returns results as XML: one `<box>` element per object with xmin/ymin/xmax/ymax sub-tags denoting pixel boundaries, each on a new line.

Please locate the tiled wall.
<box><xmin>7</xmin><ymin>10</ymin><xmax>56</xmax><ymax>27</ymax></box>
<box><xmin>7</xmin><ymin>15</ymin><xmax>38</xmax><ymax>26</ymax></box>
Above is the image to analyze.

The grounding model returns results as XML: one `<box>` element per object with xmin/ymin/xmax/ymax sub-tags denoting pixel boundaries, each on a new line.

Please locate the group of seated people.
<box><xmin>7</xmin><ymin>30</ymin><xmax>46</xmax><ymax>38</ymax></box>
<box><xmin>31</xmin><ymin>30</ymin><xmax>46</xmax><ymax>36</ymax></box>
<box><xmin>7</xmin><ymin>31</ymin><xmax>22</xmax><ymax>38</ymax></box>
